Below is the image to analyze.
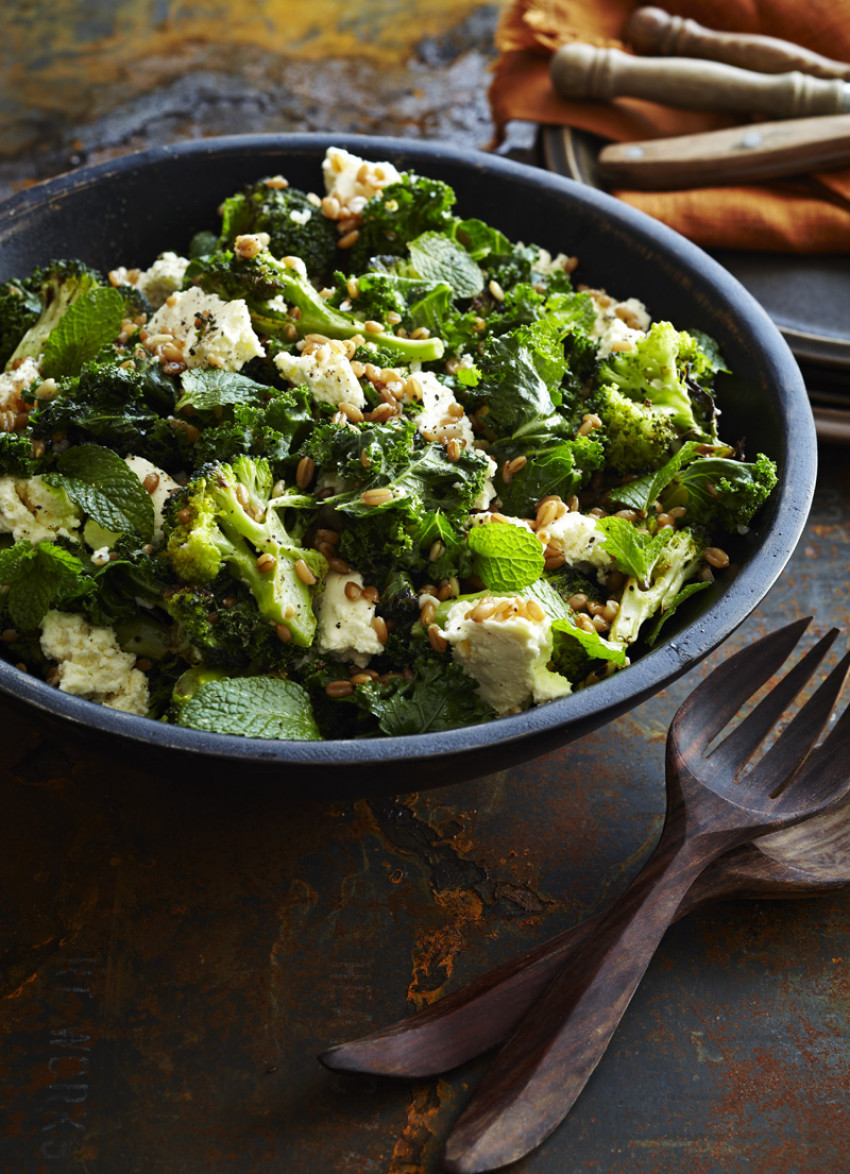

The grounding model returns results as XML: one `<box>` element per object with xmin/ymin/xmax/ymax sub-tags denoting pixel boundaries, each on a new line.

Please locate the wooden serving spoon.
<box><xmin>439</xmin><ymin>623</ymin><xmax>850</xmax><ymax>1172</ymax></box>
<box><xmin>316</xmin><ymin>803</ymin><xmax>850</xmax><ymax>1075</ymax></box>
<box><xmin>320</xmin><ymin>801</ymin><xmax>850</xmax><ymax>1080</ymax></box>
<box><xmin>321</xmin><ymin>624</ymin><xmax>850</xmax><ymax>1089</ymax></box>
<box><xmin>550</xmin><ymin>42</ymin><xmax>850</xmax><ymax>118</ymax></box>
<box><xmin>595</xmin><ymin>114</ymin><xmax>850</xmax><ymax>189</ymax></box>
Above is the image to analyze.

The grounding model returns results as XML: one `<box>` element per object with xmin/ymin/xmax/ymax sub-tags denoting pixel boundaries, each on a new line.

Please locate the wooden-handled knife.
<box><xmin>596</xmin><ymin>113</ymin><xmax>850</xmax><ymax>189</ymax></box>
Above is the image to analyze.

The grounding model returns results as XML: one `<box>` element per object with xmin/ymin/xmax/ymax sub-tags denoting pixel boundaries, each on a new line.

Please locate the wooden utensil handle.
<box><xmin>442</xmin><ymin>828</ymin><xmax>721</xmax><ymax>1173</ymax></box>
<box><xmin>628</xmin><ymin>6</ymin><xmax>850</xmax><ymax>82</ymax></box>
<box><xmin>597</xmin><ymin>113</ymin><xmax>850</xmax><ymax>189</ymax></box>
<box><xmin>550</xmin><ymin>43</ymin><xmax>850</xmax><ymax>117</ymax></box>
<box><xmin>319</xmin><ymin>842</ymin><xmax>801</xmax><ymax>1079</ymax></box>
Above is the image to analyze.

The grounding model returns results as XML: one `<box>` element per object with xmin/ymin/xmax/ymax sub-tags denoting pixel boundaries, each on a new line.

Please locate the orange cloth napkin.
<box><xmin>489</xmin><ymin>0</ymin><xmax>850</xmax><ymax>252</ymax></box>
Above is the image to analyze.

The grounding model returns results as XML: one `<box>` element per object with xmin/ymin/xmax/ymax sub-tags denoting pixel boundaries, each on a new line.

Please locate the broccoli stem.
<box><xmin>211</xmin><ymin>483</ymin><xmax>323</xmax><ymax>646</ymax></box>
<box><xmin>255</xmin><ymin>262</ymin><xmax>445</xmax><ymax>362</ymax></box>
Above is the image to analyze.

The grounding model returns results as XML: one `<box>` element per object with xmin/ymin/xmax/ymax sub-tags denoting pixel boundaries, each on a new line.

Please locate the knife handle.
<box><xmin>550</xmin><ymin>43</ymin><xmax>850</xmax><ymax>118</ymax></box>
<box><xmin>628</xmin><ymin>6</ymin><xmax>850</xmax><ymax>82</ymax></box>
<box><xmin>597</xmin><ymin>113</ymin><xmax>850</xmax><ymax>189</ymax></box>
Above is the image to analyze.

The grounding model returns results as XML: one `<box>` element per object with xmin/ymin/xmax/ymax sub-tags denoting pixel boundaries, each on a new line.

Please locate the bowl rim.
<box><xmin>0</xmin><ymin>132</ymin><xmax>817</xmax><ymax>771</ymax></box>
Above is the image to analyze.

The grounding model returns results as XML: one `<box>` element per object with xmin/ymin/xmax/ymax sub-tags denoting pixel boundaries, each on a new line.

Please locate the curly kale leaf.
<box><xmin>609</xmin><ymin>441</ymin><xmax>778</xmax><ymax>531</ymax></box>
<box><xmin>347</xmin><ymin>173</ymin><xmax>458</xmax><ymax>269</ymax></box>
<box><xmin>0</xmin><ymin>276</ymin><xmax>42</xmax><ymax>369</ymax></box>
<box><xmin>337</xmin><ymin>656</ymin><xmax>497</xmax><ymax>737</ymax></box>
<box><xmin>30</xmin><ymin>351</ymin><xmax>181</xmax><ymax>467</ymax></box>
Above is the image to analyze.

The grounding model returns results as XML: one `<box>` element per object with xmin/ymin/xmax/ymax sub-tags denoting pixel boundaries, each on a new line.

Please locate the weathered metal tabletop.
<box><xmin>1</xmin><ymin>4</ymin><xmax>849</xmax><ymax>1171</ymax></box>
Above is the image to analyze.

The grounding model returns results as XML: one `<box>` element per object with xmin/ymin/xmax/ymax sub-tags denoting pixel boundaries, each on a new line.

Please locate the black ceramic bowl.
<box><xmin>0</xmin><ymin>134</ymin><xmax>816</xmax><ymax>795</ymax></box>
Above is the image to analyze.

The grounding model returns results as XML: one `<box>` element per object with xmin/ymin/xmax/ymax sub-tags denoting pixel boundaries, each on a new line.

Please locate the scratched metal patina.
<box><xmin>0</xmin><ymin>2</ymin><xmax>500</xmax><ymax>197</ymax></box>
<box><xmin>1</xmin><ymin>5</ymin><xmax>850</xmax><ymax>1168</ymax></box>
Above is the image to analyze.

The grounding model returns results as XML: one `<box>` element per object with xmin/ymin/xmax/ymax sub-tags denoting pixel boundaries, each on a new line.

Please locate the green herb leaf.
<box><xmin>467</xmin><ymin>523</ymin><xmax>544</xmax><ymax>592</ymax></box>
<box><xmin>0</xmin><ymin>540</ymin><xmax>90</xmax><ymax>630</ymax></box>
<box><xmin>595</xmin><ymin>517</ymin><xmax>668</xmax><ymax>582</ymax></box>
<box><xmin>47</xmin><ymin>445</ymin><xmax>155</xmax><ymax>542</ymax></box>
<box><xmin>41</xmin><ymin>287</ymin><xmax>125</xmax><ymax>378</ymax></box>
<box><xmin>177</xmin><ymin>676</ymin><xmax>321</xmax><ymax>740</ymax></box>
<box><xmin>645</xmin><ymin>579</ymin><xmax>713</xmax><ymax>646</ymax></box>
<box><xmin>608</xmin><ymin>442</ymin><xmax>702</xmax><ymax>514</ymax></box>
<box><xmin>176</xmin><ymin>369</ymin><xmax>272</xmax><ymax>412</ymax></box>
<box><xmin>354</xmin><ymin>659</ymin><xmax>496</xmax><ymax>736</ymax></box>
<box><xmin>456</xmin><ymin>363</ymin><xmax>481</xmax><ymax>388</ymax></box>
<box><xmin>550</xmin><ymin>615</ymin><xmax>628</xmax><ymax>666</ymax></box>
<box><xmin>408</xmin><ymin>232</ymin><xmax>484</xmax><ymax>299</ymax></box>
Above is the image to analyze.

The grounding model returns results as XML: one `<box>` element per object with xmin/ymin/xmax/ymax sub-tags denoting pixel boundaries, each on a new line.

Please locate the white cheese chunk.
<box><xmin>0</xmin><ymin>475</ymin><xmax>81</xmax><ymax>543</ymax></box>
<box><xmin>135</xmin><ymin>252</ymin><xmax>190</xmax><ymax>309</ymax></box>
<box><xmin>0</xmin><ymin>356</ymin><xmax>41</xmax><ymax>412</ymax></box>
<box><xmin>588</xmin><ymin>291</ymin><xmax>651</xmax><ymax>358</ymax></box>
<box><xmin>146</xmin><ymin>286</ymin><xmax>264</xmax><ymax>372</ymax></box>
<box><xmin>414</xmin><ymin>371</ymin><xmax>476</xmax><ymax>448</ymax></box>
<box><xmin>40</xmin><ymin>610</ymin><xmax>150</xmax><ymax>715</ymax></box>
<box><xmin>316</xmin><ymin>571</ymin><xmax>384</xmax><ymax>667</ymax></box>
<box><xmin>545</xmin><ymin>511</ymin><xmax>614</xmax><ymax>582</ymax></box>
<box><xmin>442</xmin><ymin>597</ymin><xmax>571</xmax><ymax>715</ymax></box>
<box><xmin>124</xmin><ymin>454</ymin><xmax>180</xmax><ymax>546</ymax></box>
<box><xmin>322</xmin><ymin>147</ymin><xmax>403</xmax><ymax>213</ymax></box>
<box><xmin>275</xmin><ymin>343</ymin><xmax>366</xmax><ymax>408</ymax></box>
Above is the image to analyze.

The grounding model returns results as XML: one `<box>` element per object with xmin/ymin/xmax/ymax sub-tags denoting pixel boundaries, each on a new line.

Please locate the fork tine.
<box><xmin>707</xmin><ymin>627</ymin><xmax>840</xmax><ymax>782</ymax></box>
<box><xmin>773</xmin><ymin>657</ymin><xmax>850</xmax><ymax>807</ymax></box>
<box><xmin>674</xmin><ymin>616</ymin><xmax>812</xmax><ymax>748</ymax></box>
<box><xmin>733</xmin><ymin>643</ymin><xmax>850</xmax><ymax>799</ymax></box>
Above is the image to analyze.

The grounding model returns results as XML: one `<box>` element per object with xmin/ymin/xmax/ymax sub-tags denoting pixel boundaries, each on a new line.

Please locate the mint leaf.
<box><xmin>47</xmin><ymin>445</ymin><xmax>155</xmax><ymax>542</ymax></box>
<box><xmin>177</xmin><ymin>676</ymin><xmax>321</xmax><ymax>740</ymax></box>
<box><xmin>595</xmin><ymin>517</ymin><xmax>668</xmax><ymax>582</ymax></box>
<box><xmin>0</xmin><ymin>541</ymin><xmax>89</xmax><ymax>630</ymax></box>
<box><xmin>467</xmin><ymin>522</ymin><xmax>544</xmax><ymax>592</ymax></box>
<box><xmin>408</xmin><ymin>232</ymin><xmax>484</xmax><ymax>299</ymax></box>
<box><xmin>550</xmin><ymin>616</ymin><xmax>628</xmax><ymax>666</ymax></box>
<box><xmin>41</xmin><ymin>287</ymin><xmax>125</xmax><ymax>378</ymax></box>
<box><xmin>176</xmin><ymin>369</ymin><xmax>271</xmax><ymax>412</ymax></box>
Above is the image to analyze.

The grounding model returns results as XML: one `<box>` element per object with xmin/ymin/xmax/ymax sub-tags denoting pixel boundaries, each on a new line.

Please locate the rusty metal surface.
<box><xmin>1</xmin><ymin>7</ymin><xmax>850</xmax><ymax>1169</ymax></box>
<box><xmin>0</xmin><ymin>5</ymin><xmax>501</xmax><ymax>198</ymax></box>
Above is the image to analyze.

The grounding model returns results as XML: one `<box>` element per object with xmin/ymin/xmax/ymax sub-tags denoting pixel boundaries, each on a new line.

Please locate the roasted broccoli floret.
<box><xmin>163</xmin><ymin>583</ymin><xmax>290</xmax><ymax>672</ymax></box>
<box><xmin>164</xmin><ymin>455</ymin><xmax>326</xmax><ymax>646</ymax></box>
<box><xmin>5</xmin><ymin>260</ymin><xmax>105</xmax><ymax>370</ymax></box>
<box><xmin>186</xmin><ymin>247</ymin><xmax>445</xmax><ymax>363</ymax></box>
<box><xmin>597</xmin><ymin>322</ymin><xmax>719</xmax><ymax>442</ymax></box>
<box><xmin>0</xmin><ymin>276</ymin><xmax>42</xmax><ymax>369</ymax></box>
<box><xmin>597</xmin><ymin>384</ymin><xmax>681</xmax><ymax>474</ymax></box>
<box><xmin>606</xmin><ymin>525</ymin><xmax>704</xmax><ymax>648</ymax></box>
<box><xmin>218</xmin><ymin>178</ymin><xmax>339</xmax><ymax>276</ymax></box>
